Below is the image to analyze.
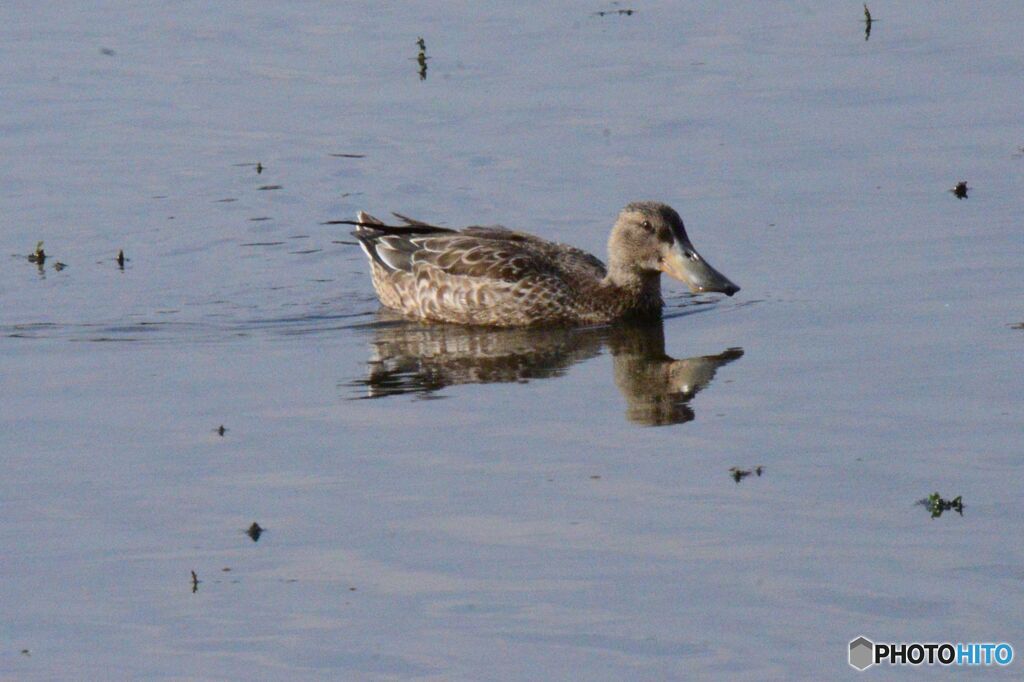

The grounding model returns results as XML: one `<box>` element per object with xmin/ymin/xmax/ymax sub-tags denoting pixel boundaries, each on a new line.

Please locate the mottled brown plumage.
<box><xmin>352</xmin><ymin>202</ymin><xmax>739</xmax><ymax>327</ymax></box>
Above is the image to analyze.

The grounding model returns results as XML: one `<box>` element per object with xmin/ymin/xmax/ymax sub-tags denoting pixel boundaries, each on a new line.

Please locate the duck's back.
<box><xmin>354</xmin><ymin>214</ymin><xmax>608</xmax><ymax>326</ymax></box>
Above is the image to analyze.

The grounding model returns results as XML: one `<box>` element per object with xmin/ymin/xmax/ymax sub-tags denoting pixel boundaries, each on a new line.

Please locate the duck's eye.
<box><xmin>641</xmin><ymin>220</ymin><xmax>653</xmax><ymax>233</ymax></box>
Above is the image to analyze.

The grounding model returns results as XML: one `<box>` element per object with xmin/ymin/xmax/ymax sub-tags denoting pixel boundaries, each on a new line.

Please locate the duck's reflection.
<box><xmin>347</xmin><ymin>315</ymin><xmax>742</xmax><ymax>426</ymax></box>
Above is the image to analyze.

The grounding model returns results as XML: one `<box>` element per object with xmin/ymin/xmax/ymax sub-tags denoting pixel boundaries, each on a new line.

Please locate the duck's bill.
<box><xmin>660</xmin><ymin>242</ymin><xmax>740</xmax><ymax>296</ymax></box>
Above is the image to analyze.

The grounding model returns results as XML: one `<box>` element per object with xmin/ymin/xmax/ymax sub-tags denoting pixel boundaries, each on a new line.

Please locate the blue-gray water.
<box><xmin>2</xmin><ymin>3</ymin><xmax>1022</xmax><ymax>679</ymax></box>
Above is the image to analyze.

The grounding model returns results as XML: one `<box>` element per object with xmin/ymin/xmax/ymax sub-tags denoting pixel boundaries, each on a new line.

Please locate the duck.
<box><xmin>349</xmin><ymin>201</ymin><xmax>739</xmax><ymax>327</ymax></box>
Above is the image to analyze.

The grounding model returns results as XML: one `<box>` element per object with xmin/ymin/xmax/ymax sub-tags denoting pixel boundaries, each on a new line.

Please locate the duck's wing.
<box><xmin>456</xmin><ymin>225</ymin><xmax>607</xmax><ymax>280</ymax></box>
<box><xmin>373</xmin><ymin>232</ymin><xmax>552</xmax><ymax>283</ymax></box>
<box><xmin>353</xmin><ymin>213</ymin><xmax>606</xmax><ymax>285</ymax></box>
<box><xmin>391</xmin><ymin>217</ymin><xmax>605</xmax><ymax>273</ymax></box>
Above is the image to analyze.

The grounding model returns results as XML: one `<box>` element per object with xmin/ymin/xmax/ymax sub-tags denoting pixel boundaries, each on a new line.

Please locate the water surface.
<box><xmin>2</xmin><ymin>2</ymin><xmax>1022</xmax><ymax>679</ymax></box>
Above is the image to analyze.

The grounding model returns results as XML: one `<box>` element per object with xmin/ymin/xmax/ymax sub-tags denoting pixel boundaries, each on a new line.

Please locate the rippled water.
<box><xmin>2</xmin><ymin>3</ymin><xmax>1022</xmax><ymax>679</ymax></box>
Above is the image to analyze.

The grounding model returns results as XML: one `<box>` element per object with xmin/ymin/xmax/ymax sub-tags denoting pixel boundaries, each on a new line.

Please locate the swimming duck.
<box><xmin>351</xmin><ymin>201</ymin><xmax>739</xmax><ymax>326</ymax></box>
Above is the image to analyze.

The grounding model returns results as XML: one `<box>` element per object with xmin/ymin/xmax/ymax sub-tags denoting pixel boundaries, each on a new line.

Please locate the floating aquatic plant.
<box><xmin>920</xmin><ymin>492</ymin><xmax>964</xmax><ymax>518</ymax></box>
<box><xmin>415</xmin><ymin>37</ymin><xmax>429</xmax><ymax>80</ymax></box>
<box><xmin>27</xmin><ymin>241</ymin><xmax>45</xmax><ymax>264</ymax></box>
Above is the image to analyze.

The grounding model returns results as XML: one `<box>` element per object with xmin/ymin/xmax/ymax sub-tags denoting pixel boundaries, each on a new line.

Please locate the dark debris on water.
<box><xmin>25</xmin><ymin>242</ymin><xmax>67</xmax><ymax>272</ymax></box>
<box><xmin>246</xmin><ymin>522</ymin><xmax>264</xmax><ymax>542</ymax></box>
<box><xmin>730</xmin><ymin>465</ymin><xmax>764</xmax><ymax>483</ymax></box>
<box><xmin>415</xmin><ymin>37</ymin><xmax>429</xmax><ymax>81</ymax></box>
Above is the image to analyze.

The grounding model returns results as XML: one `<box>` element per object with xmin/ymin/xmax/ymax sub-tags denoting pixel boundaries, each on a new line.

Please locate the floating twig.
<box><xmin>863</xmin><ymin>4</ymin><xmax>874</xmax><ymax>41</ymax></box>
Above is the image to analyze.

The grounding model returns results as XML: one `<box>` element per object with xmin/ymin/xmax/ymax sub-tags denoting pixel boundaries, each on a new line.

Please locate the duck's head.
<box><xmin>608</xmin><ymin>201</ymin><xmax>740</xmax><ymax>296</ymax></box>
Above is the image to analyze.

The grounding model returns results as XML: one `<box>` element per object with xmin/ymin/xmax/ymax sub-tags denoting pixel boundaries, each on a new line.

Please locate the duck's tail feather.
<box><xmin>350</xmin><ymin>210</ymin><xmax>455</xmax><ymax>272</ymax></box>
<box><xmin>340</xmin><ymin>210</ymin><xmax>456</xmax><ymax>236</ymax></box>
<box><xmin>391</xmin><ymin>212</ymin><xmax>447</xmax><ymax>230</ymax></box>
<box><xmin>356</xmin><ymin>210</ymin><xmax>385</xmax><ymax>229</ymax></box>
<box><xmin>354</xmin><ymin>231</ymin><xmax>390</xmax><ymax>270</ymax></box>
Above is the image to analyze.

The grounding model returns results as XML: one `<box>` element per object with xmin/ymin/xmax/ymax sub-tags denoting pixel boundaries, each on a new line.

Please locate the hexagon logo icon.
<box><xmin>849</xmin><ymin>636</ymin><xmax>875</xmax><ymax>670</ymax></box>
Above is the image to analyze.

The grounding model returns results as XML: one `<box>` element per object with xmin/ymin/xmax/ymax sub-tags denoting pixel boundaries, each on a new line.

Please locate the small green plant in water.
<box><xmin>922</xmin><ymin>492</ymin><xmax>964</xmax><ymax>518</ymax></box>
<box><xmin>27</xmin><ymin>241</ymin><xmax>45</xmax><ymax>264</ymax></box>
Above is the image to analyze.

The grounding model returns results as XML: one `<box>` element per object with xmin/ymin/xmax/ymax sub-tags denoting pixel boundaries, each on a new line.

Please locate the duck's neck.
<box><xmin>600</xmin><ymin>264</ymin><xmax>663</xmax><ymax>317</ymax></box>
